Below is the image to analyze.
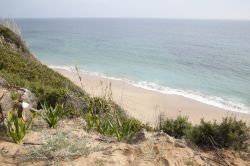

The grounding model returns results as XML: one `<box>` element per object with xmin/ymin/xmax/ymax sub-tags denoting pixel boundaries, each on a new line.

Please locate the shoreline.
<box><xmin>50</xmin><ymin>66</ymin><xmax>249</xmax><ymax>114</ymax></box>
<box><xmin>54</xmin><ymin>68</ymin><xmax>250</xmax><ymax>126</ymax></box>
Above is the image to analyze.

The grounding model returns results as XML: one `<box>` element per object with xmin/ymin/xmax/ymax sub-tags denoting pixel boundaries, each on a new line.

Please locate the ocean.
<box><xmin>16</xmin><ymin>18</ymin><xmax>250</xmax><ymax>113</ymax></box>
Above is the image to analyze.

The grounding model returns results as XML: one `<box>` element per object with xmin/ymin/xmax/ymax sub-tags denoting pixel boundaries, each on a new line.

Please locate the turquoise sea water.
<box><xmin>17</xmin><ymin>18</ymin><xmax>250</xmax><ymax>113</ymax></box>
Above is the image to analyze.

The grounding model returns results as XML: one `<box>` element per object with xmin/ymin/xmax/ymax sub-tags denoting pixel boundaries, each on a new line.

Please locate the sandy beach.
<box><xmin>54</xmin><ymin>68</ymin><xmax>250</xmax><ymax>126</ymax></box>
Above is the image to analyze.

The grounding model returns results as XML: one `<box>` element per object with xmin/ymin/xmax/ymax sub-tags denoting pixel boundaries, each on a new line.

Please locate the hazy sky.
<box><xmin>1</xmin><ymin>0</ymin><xmax>250</xmax><ymax>20</ymax></box>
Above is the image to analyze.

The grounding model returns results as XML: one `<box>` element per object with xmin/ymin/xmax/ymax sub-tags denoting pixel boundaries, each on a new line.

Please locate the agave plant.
<box><xmin>41</xmin><ymin>103</ymin><xmax>69</xmax><ymax>128</ymax></box>
<box><xmin>5</xmin><ymin>110</ymin><xmax>34</xmax><ymax>144</ymax></box>
<box><xmin>85</xmin><ymin>112</ymin><xmax>142</xmax><ymax>141</ymax></box>
<box><xmin>119</xmin><ymin>119</ymin><xmax>142</xmax><ymax>141</ymax></box>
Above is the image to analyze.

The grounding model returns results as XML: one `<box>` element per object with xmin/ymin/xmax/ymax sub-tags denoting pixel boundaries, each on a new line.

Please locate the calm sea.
<box><xmin>16</xmin><ymin>18</ymin><xmax>250</xmax><ymax>113</ymax></box>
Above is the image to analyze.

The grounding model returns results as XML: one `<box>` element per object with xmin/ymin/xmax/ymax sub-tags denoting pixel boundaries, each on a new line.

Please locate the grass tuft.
<box><xmin>84</xmin><ymin>85</ymin><xmax>143</xmax><ymax>141</ymax></box>
<box><xmin>22</xmin><ymin>132</ymin><xmax>94</xmax><ymax>163</ymax></box>
<box><xmin>41</xmin><ymin>103</ymin><xmax>70</xmax><ymax>128</ymax></box>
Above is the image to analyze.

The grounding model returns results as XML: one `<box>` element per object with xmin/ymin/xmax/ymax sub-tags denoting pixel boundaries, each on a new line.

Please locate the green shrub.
<box><xmin>5</xmin><ymin>111</ymin><xmax>34</xmax><ymax>144</ymax></box>
<box><xmin>116</xmin><ymin>118</ymin><xmax>142</xmax><ymax>141</ymax></box>
<box><xmin>85</xmin><ymin>113</ymin><xmax>100</xmax><ymax>131</ymax></box>
<box><xmin>85</xmin><ymin>92</ymin><xmax>143</xmax><ymax>141</ymax></box>
<box><xmin>219</xmin><ymin>117</ymin><xmax>249</xmax><ymax>149</ymax></box>
<box><xmin>84</xmin><ymin>96</ymin><xmax>142</xmax><ymax>141</ymax></box>
<box><xmin>190</xmin><ymin>117</ymin><xmax>249</xmax><ymax>150</ymax></box>
<box><xmin>160</xmin><ymin>116</ymin><xmax>192</xmax><ymax>139</ymax></box>
<box><xmin>85</xmin><ymin>112</ymin><xmax>142</xmax><ymax>141</ymax></box>
<box><xmin>0</xmin><ymin>48</ymin><xmax>81</xmax><ymax>106</ymax></box>
<box><xmin>190</xmin><ymin>119</ymin><xmax>218</xmax><ymax>148</ymax></box>
<box><xmin>87</xmin><ymin>97</ymin><xmax>112</xmax><ymax>115</ymax></box>
<box><xmin>41</xmin><ymin>103</ymin><xmax>69</xmax><ymax>128</ymax></box>
<box><xmin>158</xmin><ymin>116</ymin><xmax>249</xmax><ymax>150</ymax></box>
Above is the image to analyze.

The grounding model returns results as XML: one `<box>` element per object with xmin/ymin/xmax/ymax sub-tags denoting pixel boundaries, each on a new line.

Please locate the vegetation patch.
<box><xmin>190</xmin><ymin>117</ymin><xmax>249</xmax><ymax>150</ymax></box>
<box><xmin>159</xmin><ymin>116</ymin><xmax>192</xmax><ymax>139</ymax></box>
<box><xmin>0</xmin><ymin>25</ymin><xmax>28</xmax><ymax>53</ymax></box>
<box><xmin>85</xmin><ymin>96</ymin><xmax>142</xmax><ymax>141</ymax></box>
<box><xmin>86</xmin><ymin>113</ymin><xmax>142</xmax><ymax>141</ymax></box>
<box><xmin>5</xmin><ymin>110</ymin><xmax>35</xmax><ymax>144</ymax></box>
<box><xmin>41</xmin><ymin>103</ymin><xmax>70</xmax><ymax>128</ymax></box>
<box><xmin>22</xmin><ymin>132</ymin><xmax>94</xmax><ymax>163</ymax></box>
<box><xmin>160</xmin><ymin>116</ymin><xmax>250</xmax><ymax>150</ymax></box>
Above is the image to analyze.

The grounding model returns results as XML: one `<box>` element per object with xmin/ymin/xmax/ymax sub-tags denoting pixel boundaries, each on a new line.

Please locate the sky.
<box><xmin>1</xmin><ymin>0</ymin><xmax>250</xmax><ymax>20</ymax></box>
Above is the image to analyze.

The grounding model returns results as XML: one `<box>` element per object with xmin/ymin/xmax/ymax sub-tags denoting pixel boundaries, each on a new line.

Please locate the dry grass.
<box><xmin>21</xmin><ymin>132</ymin><xmax>96</xmax><ymax>164</ymax></box>
<box><xmin>0</xmin><ymin>18</ymin><xmax>22</xmax><ymax>37</ymax></box>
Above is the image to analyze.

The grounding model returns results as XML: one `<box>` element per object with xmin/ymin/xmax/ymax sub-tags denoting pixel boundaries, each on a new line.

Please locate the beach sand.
<box><xmin>55</xmin><ymin>68</ymin><xmax>250</xmax><ymax>126</ymax></box>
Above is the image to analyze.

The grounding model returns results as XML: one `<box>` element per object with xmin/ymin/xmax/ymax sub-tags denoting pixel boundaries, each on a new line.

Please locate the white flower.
<box><xmin>22</xmin><ymin>102</ymin><xmax>30</xmax><ymax>109</ymax></box>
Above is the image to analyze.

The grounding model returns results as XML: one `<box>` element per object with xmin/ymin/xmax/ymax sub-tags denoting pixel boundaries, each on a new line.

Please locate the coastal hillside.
<box><xmin>0</xmin><ymin>25</ymin><xmax>88</xmax><ymax>111</ymax></box>
<box><xmin>0</xmin><ymin>25</ymin><xmax>250</xmax><ymax>166</ymax></box>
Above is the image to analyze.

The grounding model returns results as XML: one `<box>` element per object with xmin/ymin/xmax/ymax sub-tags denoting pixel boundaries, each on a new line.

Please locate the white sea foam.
<box><xmin>131</xmin><ymin>81</ymin><xmax>250</xmax><ymax>114</ymax></box>
<box><xmin>49</xmin><ymin>65</ymin><xmax>74</xmax><ymax>71</ymax></box>
<box><xmin>50</xmin><ymin>65</ymin><xmax>250</xmax><ymax>114</ymax></box>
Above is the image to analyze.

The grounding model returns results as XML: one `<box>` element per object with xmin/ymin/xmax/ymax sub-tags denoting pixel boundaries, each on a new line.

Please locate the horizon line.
<box><xmin>2</xmin><ymin>17</ymin><xmax>250</xmax><ymax>21</ymax></box>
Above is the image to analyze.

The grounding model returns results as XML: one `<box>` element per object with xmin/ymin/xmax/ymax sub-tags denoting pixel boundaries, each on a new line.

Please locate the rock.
<box><xmin>0</xmin><ymin>76</ymin><xmax>8</xmax><ymax>88</ymax></box>
<box><xmin>132</xmin><ymin>128</ymin><xmax>148</xmax><ymax>143</ymax></box>
<box><xmin>174</xmin><ymin>139</ymin><xmax>186</xmax><ymax>148</ymax></box>
<box><xmin>156</xmin><ymin>130</ymin><xmax>167</xmax><ymax>137</ymax></box>
<box><xmin>0</xmin><ymin>91</ymin><xmax>14</xmax><ymax>121</ymax></box>
<box><xmin>14</xmin><ymin>88</ymin><xmax>38</xmax><ymax>121</ymax></box>
<box><xmin>75</xmin><ymin>117</ymin><xmax>87</xmax><ymax>128</ymax></box>
<box><xmin>137</xmin><ymin>128</ymin><xmax>147</xmax><ymax>141</ymax></box>
<box><xmin>0</xmin><ymin>87</ymin><xmax>38</xmax><ymax>122</ymax></box>
<box><xmin>155</xmin><ymin>131</ymin><xmax>175</xmax><ymax>143</ymax></box>
<box><xmin>18</xmin><ymin>88</ymin><xmax>38</xmax><ymax>121</ymax></box>
<box><xmin>19</xmin><ymin>88</ymin><xmax>38</xmax><ymax>109</ymax></box>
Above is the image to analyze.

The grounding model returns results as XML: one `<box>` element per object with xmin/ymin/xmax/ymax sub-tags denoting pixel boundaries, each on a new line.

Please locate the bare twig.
<box><xmin>74</xmin><ymin>65</ymin><xmax>84</xmax><ymax>89</ymax></box>
<box><xmin>208</xmin><ymin>136</ymin><xmax>230</xmax><ymax>166</ymax></box>
<box><xmin>23</xmin><ymin>142</ymin><xmax>44</xmax><ymax>146</ymax></box>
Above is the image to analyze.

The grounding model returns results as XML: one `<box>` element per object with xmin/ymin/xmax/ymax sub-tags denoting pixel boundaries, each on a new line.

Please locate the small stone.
<box><xmin>133</xmin><ymin>128</ymin><xmax>148</xmax><ymax>143</ymax></box>
<box><xmin>1</xmin><ymin>147</ymin><xmax>8</xmax><ymax>154</ymax></box>
<box><xmin>156</xmin><ymin>130</ymin><xmax>167</xmax><ymax>137</ymax></box>
<box><xmin>76</xmin><ymin>118</ymin><xmax>87</xmax><ymax>127</ymax></box>
<box><xmin>0</xmin><ymin>92</ymin><xmax>14</xmax><ymax>120</ymax></box>
<box><xmin>155</xmin><ymin>131</ymin><xmax>174</xmax><ymax>143</ymax></box>
<box><xmin>174</xmin><ymin>139</ymin><xmax>186</xmax><ymax>148</ymax></box>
